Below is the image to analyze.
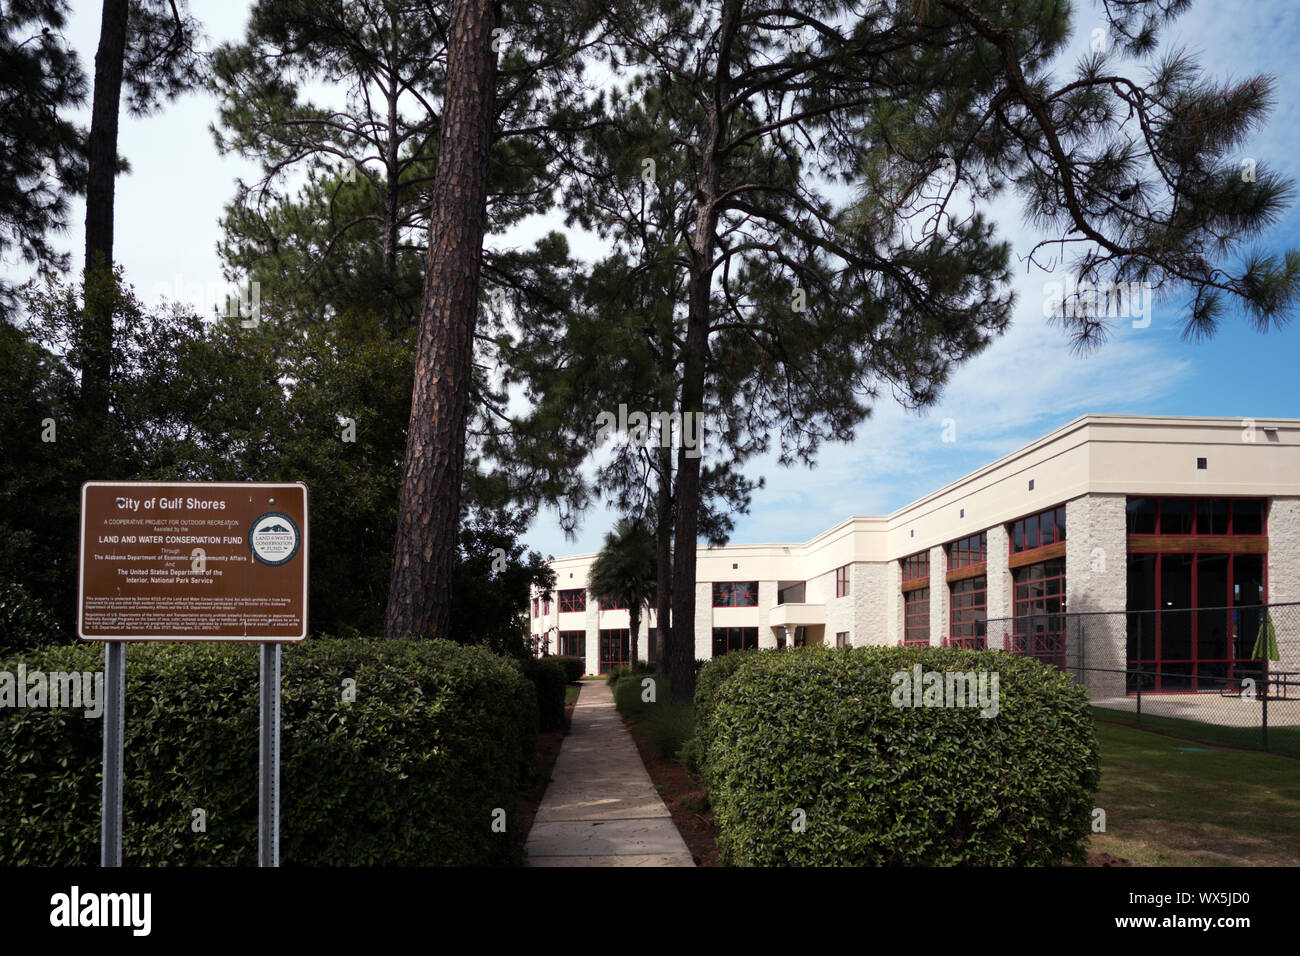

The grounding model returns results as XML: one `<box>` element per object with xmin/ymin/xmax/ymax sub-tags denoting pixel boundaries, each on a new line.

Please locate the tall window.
<box><xmin>835</xmin><ymin>631</ymin><xmax>849</xmax><ymax>648</ymax></box>
<box><xmin>903</xmin><ymin>588</ymin><xmax>930</xmax><ymax>646</ymax></box>
<box><xmin>901</xmin><ymin>551</ymin><xmax>929</xmax><ymax>582</ymax></box>
<box><xmin>558</xmin><ymin>630</ymin><xmax>585</xmax><ymax>658</ymax></box>
<box><xmin>949</xmin><ymin>532</ymin><xmax>987</xmax><ymax>569</ymax></box>
<box><xmin>712</xmin><ymin>582</ymin><xmax>759</xmax><ymax>607</ymax></box>
<box><xmin>948</xmin><ymin>577</ymin><xmax>987</xmax><ymax>649</ymax></box>
<box><xmin>1126</xmin><ymin>496</ymin><xmax>1266</xmax><ymax>536</ymax></box>
<box><xmin>558</xmin><ymin>589</ymin><xmax>586</xmax><ymax>613</ymax></box>
<box><xmin>532</xmin><ymin>597</ymin><xmax>539</xmax><ymax>618</ymax></box>
<box><xmin>1010</xmin><ymin>558</ymin><xmax>1066</xmax><ymax>667</ymax></box>
<box><xmin>835</xmin><ymin>565</ymin><xmax>851</xmax><ymax>598</ymax></box>
<box><xmin>599</xmin><ymin>629</ymin><xmax>629</xmax><ymax>674</ymax></box>
<box><xmin>1126</xmin><ymin>496</ymin><xmax>1268</xmax><ymax>692</ymax></box>
<box><xmin>712</xmin><ymin>627</ymin><xmax>758</xmax><ymax>655</ymax></box>
<box><xmin>1011</xmin><ymin>505</ymin><xmax>1067</xmax><ymax>553</ymax></box>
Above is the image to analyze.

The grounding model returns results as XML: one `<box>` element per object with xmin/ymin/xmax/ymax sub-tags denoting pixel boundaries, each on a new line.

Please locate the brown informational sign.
<box><xmin>79</xmin><ymin>481</ymin><xmax>309</xmax><ymax>642</ymax></box>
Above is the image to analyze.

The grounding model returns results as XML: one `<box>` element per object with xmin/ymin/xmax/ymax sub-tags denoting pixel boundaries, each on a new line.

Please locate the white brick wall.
<box><xmin>1268</xmin><ymin>497</ymin><xmax>1300</xmax><ymax>605</ymax></box>
<box><xmin>1065</xmin><ymin>494</ymin><xmax>1128</xmax><ymax>695</ymax></box>
<box><xmin>887</xmin><ymin>558</ymin><xmax>903</xmax><ymax>646</ymax></box>
<box><xmin>853</xmin><ymin>561</ymin><xmax>891</xmax><ymax>646</ymax></box>
<box><xmin>985</xmin><ymin>524</ymin><xmax>1011</xmax><ymax>636</ymax></box>
<box><xmin>760</xmin><ymin>579</ymin><xmax>782</xmax><ymax>649</ymax></box>
<box><xmin>694</xmin><ymin>581</ymin><xmax>712</xmax><ymax>661</ymax></box>
<box><xmin>928</xmin><ymin>544</ymin><xmax>948</xmax><ymax>646</ymax></box>
<box><xmin>584</xmin><ymin>597</ymin><xmax>599</xmax><ymax>674</ymax></box>
<box><xmin>1267</xmin><ymin>497</ymin><xmax>1300</xmax><ymax>675</ymax></box>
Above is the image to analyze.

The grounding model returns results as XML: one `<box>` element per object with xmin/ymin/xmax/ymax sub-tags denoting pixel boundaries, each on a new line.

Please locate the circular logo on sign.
<box><xmin>248</xmin><ymin>512</ymin><xmax>301</xmax><ymax>566</ymax></box>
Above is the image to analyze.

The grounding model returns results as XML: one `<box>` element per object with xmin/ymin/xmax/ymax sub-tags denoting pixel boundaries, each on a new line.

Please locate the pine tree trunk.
<box><xmin>668</xmin><ymin>0</ymin><xmax>737</xmax><ymax>705</ymax></box>
<box><xmin>384</xmin><ymin>0</ymin><xmax>499</xmax><ymax>642</ymax></box>
<box><xmin>669</xmin><ymin>271</ymin><xmax>710</xmax><ymax>703</ymax></box>
<box><xmin>655</xmin><ymin>442</ymin><xmax>673</xmax><ymax>676</ymax></box>
<box><xmin>80</xmin><ymin>0</ymin><xmax>128</xmax><ymax>425</ymax></box>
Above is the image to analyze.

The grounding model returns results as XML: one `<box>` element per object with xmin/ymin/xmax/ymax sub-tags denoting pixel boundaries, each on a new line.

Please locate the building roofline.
<box><xmin>544</xmin><ymin>414</ymin><xmax>1300</xmax><ymax>562</ymax></box>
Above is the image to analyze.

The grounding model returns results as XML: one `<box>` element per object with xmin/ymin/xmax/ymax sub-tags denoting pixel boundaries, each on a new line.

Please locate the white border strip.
<box><xmin>78</xmin><ymin>481</ymin><xmax>310</xmax><ymax>642</ymax></box>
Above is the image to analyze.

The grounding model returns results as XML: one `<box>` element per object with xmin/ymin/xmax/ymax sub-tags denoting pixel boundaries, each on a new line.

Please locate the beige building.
<box><xmin>532</xmin><ymin>415</ymin><xmax>1300</xmax><ymax>695</ymax></box>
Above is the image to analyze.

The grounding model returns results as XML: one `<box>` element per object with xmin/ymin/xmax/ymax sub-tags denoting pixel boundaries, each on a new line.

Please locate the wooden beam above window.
<box><xmin>1127</xmin><ymin>535</ymin><xmax>1269</xmax><ymax>553</ymax></box>
<box><xmin>1008</xmin><ymin>540</ymin><xmax>1067</xmax><ymax>569</ymax></box>
<box><xmin>946</xmin><ymin>563</ymin><xmax>988</xmax><ymax>584</ymax></box>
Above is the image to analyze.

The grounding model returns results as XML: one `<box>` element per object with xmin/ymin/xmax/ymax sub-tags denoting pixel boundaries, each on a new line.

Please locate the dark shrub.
<box><xmin>699</xmin><ymin>645</ymin><xmax>1100</xmax><ymax>866</ymax></box>
<box><xmin>0</xmin><ymin>637</ymin><xmax>538</xmax><ymax>866</ymax></box>
<box><xmin>551</xmin><ymin>655</ymin><xmax>585</xmax><ymax>683</ymax></box>
<box><xmin>0</xmin><ymin>582</ymin><xmax>65</xmax><ymax>654</ymax></box>
<box><xmin>523</xmin><ymin>657</ymin><xmax>567</xmax><ymax>732</ymax></box>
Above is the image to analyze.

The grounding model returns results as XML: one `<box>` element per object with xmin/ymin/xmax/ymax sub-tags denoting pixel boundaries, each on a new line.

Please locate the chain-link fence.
<box><xmin>982</xmin><ymin>602</ymin><xmax>1300</xmax><ymax>758</ymax></box>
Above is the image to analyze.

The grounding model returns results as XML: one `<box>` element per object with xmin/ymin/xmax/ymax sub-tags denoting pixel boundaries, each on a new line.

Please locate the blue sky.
<box><xmin>8</xmin><ymin>1</ymin><xmax>1299</xmax><ymax>560</ymax></box>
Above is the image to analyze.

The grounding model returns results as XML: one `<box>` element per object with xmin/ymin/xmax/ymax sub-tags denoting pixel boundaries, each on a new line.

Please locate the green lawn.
<box><xmin>1092</xmin><ymin>705</ymin><xmax>1300</xmax><ymax>759</ymax></box>
<box><xmin>1090</xmin><ymin>721</ymin><xmax>1300</xmax><ymax>865</ymax></box>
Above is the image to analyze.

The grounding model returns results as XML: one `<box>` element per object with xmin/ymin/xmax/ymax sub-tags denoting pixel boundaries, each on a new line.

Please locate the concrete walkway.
<box><xmin>525</xmin><ymin>680</ymin><xmax>696</xmax><ymax>867</ymax></box>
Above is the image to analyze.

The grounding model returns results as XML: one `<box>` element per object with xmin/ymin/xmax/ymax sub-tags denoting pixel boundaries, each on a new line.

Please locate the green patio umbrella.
<box><xmin>1251</xmin><ymin>612</ymin><xmax>1280</xmax><ymax>662</ymax></box>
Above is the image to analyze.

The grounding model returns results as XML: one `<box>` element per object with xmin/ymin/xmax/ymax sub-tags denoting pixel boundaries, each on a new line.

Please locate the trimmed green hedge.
<box><xmin>698</xmin><ymin>646</ymin><xmax>1100</xmax><ymax>866</ymax></box>
<box><xmin>523</xmin><ymin>657</ymin><xmax>567</xmax><ymax>732</ymax></box>
<box><xmin>551</xmin><ymin>655</ymin><xmax>585</xmax><ymax>683</ymax></box>
<box><xmin>0</xmin><ymin>637</ymin><xmax>538</xmax><ymax>866</ymax></box>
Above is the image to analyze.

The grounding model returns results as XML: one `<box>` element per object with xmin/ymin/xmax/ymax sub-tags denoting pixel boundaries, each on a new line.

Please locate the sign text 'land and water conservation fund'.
<box><xmin>78</xmin><ymin>482</ymin><xmax>309</xmax><ymax>641</ymax></box>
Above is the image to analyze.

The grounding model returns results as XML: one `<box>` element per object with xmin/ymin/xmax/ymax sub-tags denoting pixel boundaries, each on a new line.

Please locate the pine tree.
<box><xmin>584</xmin><ymin>0</ymin><xmax>1300</xmax><ymax>703</ymax></box>
<box><xmin>80</xmin><ymin>0</ymin><xmax>206</xmax><ymax>428</ymax></box>
<box><xmin>0</xmin><ymin>0</ymin><xmax>87</xmax><ymax>311</ymax></box>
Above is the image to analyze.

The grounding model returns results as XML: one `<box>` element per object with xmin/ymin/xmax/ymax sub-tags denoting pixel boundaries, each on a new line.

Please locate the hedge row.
<box><xmin>550</xmin><ymin>655</ymin><xmax>585</xmax><ymax>683</ymax></box>
<box><xmin>0</xmin><ymin>637</ymin><xmax>538</xmax><ymax>866</ymax></box>
<box><xmin>523</xmin><ymin>657</ymin><xmax>568</xmax><ymax>732</ymax></box>
<box><xmin>695</xmin><ymin>646</ymin><xmax>1100</xmax><ymax>866</ymax></box>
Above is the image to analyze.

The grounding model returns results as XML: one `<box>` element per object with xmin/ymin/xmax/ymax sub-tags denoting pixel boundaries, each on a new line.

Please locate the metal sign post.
<box><xmin>100</xmin><ymin>641</ymin><xmax>125</xmax><ymax>867</ymax></box>
<box><xmin>80</xmin><ymin>481</ymin><xmax>308</xmax><ymax>868</ymax></box>
<box><xmin>259</xmin><ymin>642</ymin><xmax>281</xmax><ymax>866</ymax></box>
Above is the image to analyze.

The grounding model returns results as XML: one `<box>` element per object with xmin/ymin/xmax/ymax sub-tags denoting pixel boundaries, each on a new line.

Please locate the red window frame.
<box><xmin>948</xmin><ymin>532</ymin><xmax>987</xmax><ymax>570</ymax></box>
<box><xmin>558</xmin><ymin>588</ymin><xmax>586</xmax><ymax>613</ymax></box>
<box><xmin>1125</xmin><ymin>496</ymin><xmax>1267</xmax><ymax>537</ymax></box>
<box><xmin>947</xmin><ymin>575</ymin><xmax>987</xmax><ymax>649</ymax></box>
<box><xmin>903</xmin><ymin>587</ymin><xmax>930</xmax><ymax>646</ymax></box>
<box><xmin>900</xmin><ymin>551</ymin><xmax>929</xmax><ymax>583</ymax></box>
<box><xmin>1010</xmin><ymin>505</ymin><xmax>1067</xmax><ymax>554</ymax></box>
<box><xmin>557</xmin><ymin>630</ymin><xmax>586</xmax><ymax>658</ymax></box>
<box><xmin>532</xmin><ymin>597</ymin><xmax>539</xmax><ymax>618</ymax></box>
<box><xmin>712</xmin><ymin>582</ymin><xmax>759</xmax><ymax>607</ymax></box>
<box><xmin>835</xmin><ymin>631</ymin><xmax>849</xmax><ymax>648</ymax></box>
<box><xmin>711</xmin><ymin>626</ymin><xmax>759</xmax><ymax>655</ymax></box>
<box><xmin>835</xmin><ymin>565</ymin><xmax>850</xmax><ymax>598</ymax></box>
<box><xmin>598</xmin><ymin>629</ymin><xmax>629</xmax><ymax>674</ymax></box>
<box><xmin>1126</xmin><ymin>550</ymin><xmax>1267</xmax><ymax>692</ymax></box>
<box><xmin>1009</xmin><ymin>558</ymin><xmax>1066</xmax><ymax>667</ymax></box>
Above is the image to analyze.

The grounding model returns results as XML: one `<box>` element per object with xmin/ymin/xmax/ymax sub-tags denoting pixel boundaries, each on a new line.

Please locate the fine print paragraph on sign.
<box><xmin>78</xmin><ymin>482</ymin><xmax>309</xmax><ymax>642</ymax></box>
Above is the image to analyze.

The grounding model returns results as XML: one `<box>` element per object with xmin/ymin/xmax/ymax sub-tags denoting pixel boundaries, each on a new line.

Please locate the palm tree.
<box><xmin>588</xmin><ymin>518</ymin><xmax>657</xmax><ymax>670</ymax></box>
